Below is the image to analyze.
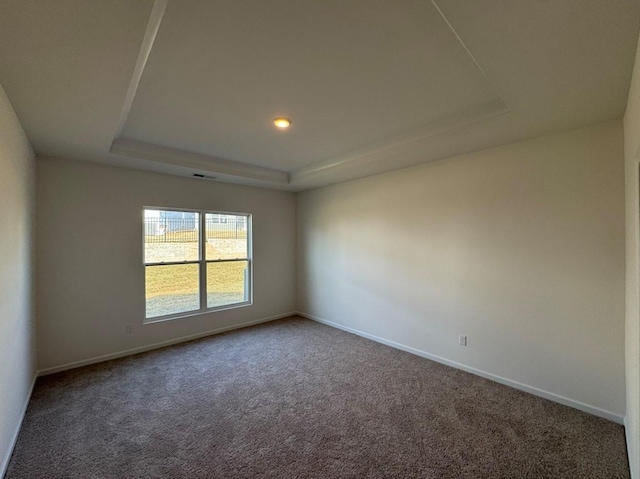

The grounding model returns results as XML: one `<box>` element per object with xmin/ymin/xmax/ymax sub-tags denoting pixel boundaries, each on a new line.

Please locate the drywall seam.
<box><xmin>0</xmin><ymin>374</ymin><xmax>37</xmax><ymax>479</ymax></box>
<box><xmin>297</xmin><ymin>311</ymin><xmax>624</xmax><ymax>424</ymax></box>
<box><xmin>38</xmin><ymin>312</ymin><xmax>296</xmax><ymax>376</ymax></box>
<box><xmin>430</xmin><ymin>0</ymin><xmax>509</xmax><ymax>109</ymax></box>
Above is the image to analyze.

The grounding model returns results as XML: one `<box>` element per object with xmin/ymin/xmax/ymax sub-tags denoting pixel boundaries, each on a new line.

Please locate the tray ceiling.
<box><xmin>120</xmin><ymin>0</ymin><xmax>504</xmax><ymax>172</ymax></box>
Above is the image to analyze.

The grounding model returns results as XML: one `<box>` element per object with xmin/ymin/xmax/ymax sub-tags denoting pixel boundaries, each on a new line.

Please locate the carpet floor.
<box><xmin>6</xmin><ymin>316</ymin><xmax>629</xmax><ymax>478</ymax></box>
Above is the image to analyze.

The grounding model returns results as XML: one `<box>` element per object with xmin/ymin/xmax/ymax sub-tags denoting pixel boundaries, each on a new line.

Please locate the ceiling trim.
<box><xmin>110</xmin><ymin>138</ymin><xmax>290</xmax><ymax>185</ymax></box>
<box><xmin>108</xmin><ymin>0</ymin><xmax>511</xmax><ymax>187</ymax></box>
<box><xmin>290</xmin><ymin>99</ymin><xmax>509</xmax><ymax>183</ymax></box>
<box><xmin>288</xmin><ymin>1</ymin><xmax>511</xmax><ymax>184</ymax></box>
<box><xmin>112</xmin><ymin>0</ymin><xmax>168</xmax><ymax>139</ymax></box>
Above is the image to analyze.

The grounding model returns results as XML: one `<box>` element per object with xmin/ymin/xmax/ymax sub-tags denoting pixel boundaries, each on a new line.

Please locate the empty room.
<box><xmin>1</xmin><ymin>0</ymin><xmax>640</xmax><ymax>477</ymax></box>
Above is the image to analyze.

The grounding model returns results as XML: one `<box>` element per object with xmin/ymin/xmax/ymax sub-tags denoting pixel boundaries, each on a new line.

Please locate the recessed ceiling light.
<box><xmin>273</xmin><ymin>117</ymin><xmax>292</xmax><ymax>129</ymax></box>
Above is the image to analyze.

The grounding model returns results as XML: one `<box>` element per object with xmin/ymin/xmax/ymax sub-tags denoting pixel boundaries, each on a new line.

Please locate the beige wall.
<box><xmin>36</xmin><ymin>158</ymin><xmax>296</xmax><ymax>372</ymax></box>
<box><xmin>624</xmin><ymin>33</ymin><xmax>640</xmax><ymax>479</ymax></box>
<box><xmin>0</xmin><ymin>84</ymin><xmax>36</xmax><ymax>475</ymax></box>
<box><xmin>297</xmin><ymin>121</ymin><xmax>626</xmax><ymax>420</ymax></box>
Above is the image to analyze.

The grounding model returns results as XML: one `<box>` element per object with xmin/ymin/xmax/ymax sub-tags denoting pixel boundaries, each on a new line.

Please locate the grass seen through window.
<box><xmin>144</xmin><ymin>209</ymin><xmax>250</xmax><ymax>320</ymax></box>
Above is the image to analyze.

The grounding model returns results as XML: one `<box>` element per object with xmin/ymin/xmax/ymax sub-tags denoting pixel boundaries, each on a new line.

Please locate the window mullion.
<box><xmin>145</xmin><ymin>260</ymin><xmax>200</xmax><ymax>267</ymax></box>
<box><xmin>205</xmin><ymin>258</ymin><xmax>249</xmax><ymax>264</ymax></box>
<box><xmin>199</xmin><ymin>212</ymin><xmax>207</xmax><ymax>311</ymax></box>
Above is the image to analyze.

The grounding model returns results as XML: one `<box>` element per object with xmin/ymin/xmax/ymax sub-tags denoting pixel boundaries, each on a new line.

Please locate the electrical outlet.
<box><xmin>458</xmin><ymin>335</ymin><xmax>467</xmax><ymax>346</ymax></box>
<box><xmin>126</xmin><ymin>324</ymin><xmax>134</xmax><ymax>334</ymax></box>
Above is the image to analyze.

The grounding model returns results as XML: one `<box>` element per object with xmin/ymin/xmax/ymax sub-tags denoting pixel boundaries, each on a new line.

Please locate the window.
<box><xmin>144</xmin><ymin>208</ymin><xmax>251</xmax><ymax>322</ymax></box>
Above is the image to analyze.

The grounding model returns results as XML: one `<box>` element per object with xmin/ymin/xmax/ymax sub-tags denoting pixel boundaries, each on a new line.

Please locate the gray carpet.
<box><xmin>6</xmin><ymin>316</ymin><xmax>629</xmax><ymax>478</ymax></box>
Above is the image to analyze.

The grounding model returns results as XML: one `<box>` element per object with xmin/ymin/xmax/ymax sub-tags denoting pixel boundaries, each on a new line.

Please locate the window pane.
<box><xmin>207</xmin><ymin>260</ymin><xmax>248</xmax><ymax>308</ymax></box>
<box><xmin>144</xmin><ymin>210</ymin><xmax>199</xmax><ymax>263</ymax></box>
<box><xmin>205</xmin><ymin>214</ymin><xmax>248</xmax><ymax>260</ymax></box>
<box><xmin>146</xmin><ymin>264</ymin><xmax>199</xmax><ymax>318</ymax></box>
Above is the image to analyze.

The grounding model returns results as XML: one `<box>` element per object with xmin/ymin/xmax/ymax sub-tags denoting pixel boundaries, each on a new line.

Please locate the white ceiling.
<box><xmin>0</xmin><ymin>0</ymin><xmax>638</xmax><ymax>191</ymax></box>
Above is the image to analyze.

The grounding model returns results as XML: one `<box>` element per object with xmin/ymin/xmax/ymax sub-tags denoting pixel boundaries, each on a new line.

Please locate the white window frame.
<box><xmin>143</xmin><ymin>206</ymin><xmax>252</xmax><ymax>323</ymax></box>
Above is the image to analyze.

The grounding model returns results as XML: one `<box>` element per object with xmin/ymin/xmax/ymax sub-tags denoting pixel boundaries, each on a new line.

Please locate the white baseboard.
<box><xmin>38</xmin><ymin>312</ymin><xmax>296</xmax><ymax>377</ymax></box>
<box><xmin>625</xmin><ymin>415</ymin><xmax>639</xmax><ymax>479</ymax></box>
<box><xmin>1</xmin><ymin>373</ymin><xmax>37</xmax><ymax>479</ymax></box>
<box><xmin>297</xmin><ymin>311</ymin><xmax>624</xmax><ymax>425</ymax></box>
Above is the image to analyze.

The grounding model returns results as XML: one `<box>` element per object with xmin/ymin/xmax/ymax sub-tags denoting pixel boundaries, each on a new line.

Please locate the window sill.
<box><xmin>143</xmin><ymin>301</ymin><xmax>252</xmax><ymax>325</ymax></box>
